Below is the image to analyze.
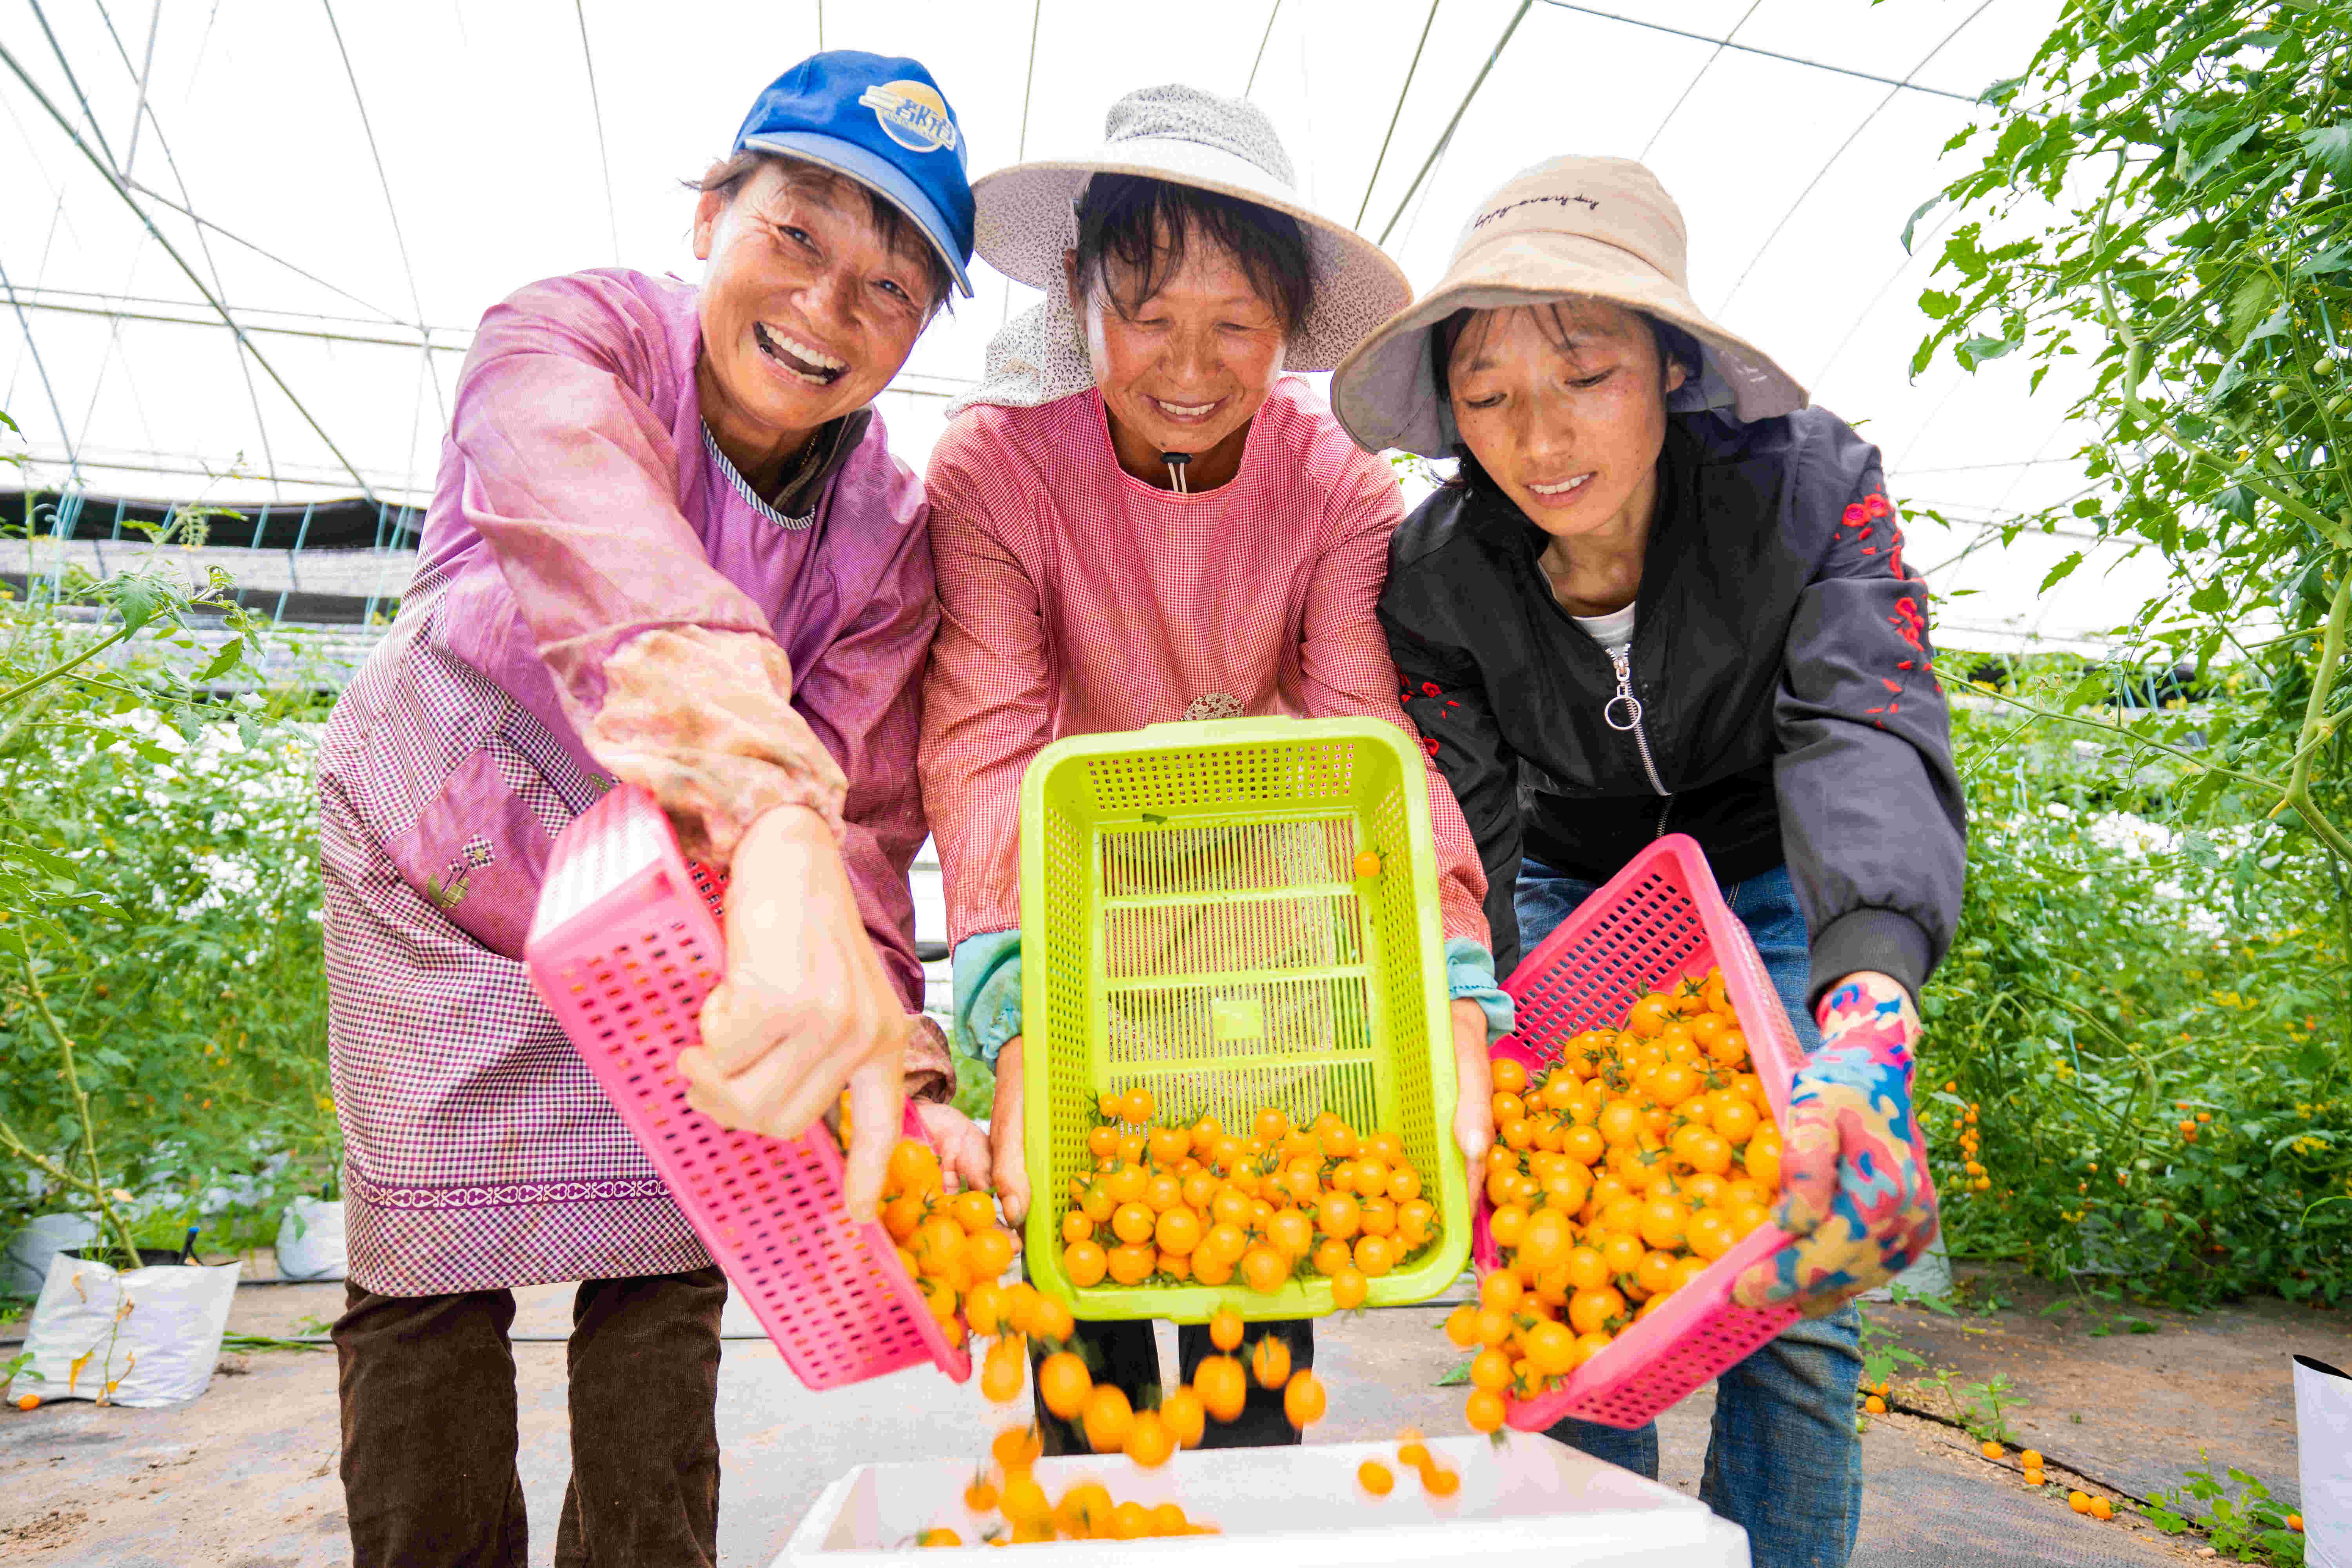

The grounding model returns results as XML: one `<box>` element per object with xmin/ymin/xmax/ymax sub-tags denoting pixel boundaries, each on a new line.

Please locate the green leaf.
<box><xmin>2226</xmin><ymin>274</ymin><xmax>2278</xmax><ymax>343</ymax></box>
<box><xmin>1977</xmin><ymin>74</ymin><xmax>2027</xmax><ymax>106</ymax></box>
<box><xmin>2</xmin><ymin>840</ymin><xmax>79</xmax><ymax>881</ymax></box>
<box><xmin>2040</xmin><ymin>551</ymin><xmax>2085</xmax><ymax>592</ymax></box>
<box><xmin>110</xmin><ymin>575</ymin><xmax>165</xmax><ymax>635</ymax></box>
<box><xmin>1437</xmin><ymin>1356</ymin><xmax>1473</xmax><ymax>1387</ymax></box>
<box><xmin>1902</xmin><ymin>195</ymin><xmax>1940</xmax><ymax>254</ymax></box>
<box><xmin>2180</xmin><ymin>123</ymin><xmax>2259</xmax><ymax>185</ymax></box>
<box><xmin>194</xmin><ymin>639</ymin><xmax>245</xmax><ymax>683</ymax></box>
<box><xmin>1919</xmin><ymin>288</ymin><xmax>1963</xmax><ymax>319</ymax></box>
<box><xmin>2061</xmin><ymin>671</ymin><xmax>2109</xmax><ymax>710</ymax></box>
<box><xmin>1957</xmin><ymin>334</ymin><xmax>2020</xmax><ymax>368</ymax></box>
<box><xmin>2297</xmin><ymin>122</ymin><xmax>2352</xmax><ymax>179</ymax></box>
<box><xmin>2292</xmin><ymin>241</ymin><xmax>2352</xmax><ymax>279</ymax></box>
<box><xmin>2244</xmin><ymin>305</ymin><xmax>2294</xmax><ymax>344</ymax></box>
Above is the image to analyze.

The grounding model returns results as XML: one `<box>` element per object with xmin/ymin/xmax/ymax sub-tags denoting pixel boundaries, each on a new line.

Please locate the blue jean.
<box><xmin>1517</xmin><ymin>857</ymin><xmax>1861</xmax><ymax>1568</ymax></box>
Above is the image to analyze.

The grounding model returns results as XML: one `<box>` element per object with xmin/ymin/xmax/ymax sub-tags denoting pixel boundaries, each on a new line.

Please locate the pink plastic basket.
<box><xmin>523</xmin><ymin>783</ymin><xmax>969</xmax><ymax>1391</ymax></box>
<box><xmin>1476</xmin><ymin>834</ymin><xmax>1803</xmax><ymax>1431</ymax></box>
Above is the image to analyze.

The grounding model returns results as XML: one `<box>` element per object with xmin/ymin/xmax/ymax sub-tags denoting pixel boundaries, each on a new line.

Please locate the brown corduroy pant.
<box><xmin>333</xmin><ymin>1266</ymin><xmax>726</xmax><ymax>1568</ymax></box>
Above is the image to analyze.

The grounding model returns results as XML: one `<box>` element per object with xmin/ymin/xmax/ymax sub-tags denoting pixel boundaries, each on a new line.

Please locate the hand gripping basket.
<box><xmin>1018</xmin><ymin>717</ymin><xmax>1470</xmax><ymax>1321</ymax></box>
<box><xmin>1477</xmin><ymin>834</ymin><xmax>1804</xmax><ymax>1431</ymax></box>
<box><xmin>523</xmin><ymin>783</ymin><xmax>968</xmax><ymax>1390</ymax></box>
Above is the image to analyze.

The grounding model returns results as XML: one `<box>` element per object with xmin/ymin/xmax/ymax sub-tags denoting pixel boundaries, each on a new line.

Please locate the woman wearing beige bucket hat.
<box><xmin>1333</xmin><ymin>156</ymin><xmax>1964</xmax><ymax>1567</ymax></box>
<box><xmin>919</xmin><ymin>85</ymin><xmax>1512</xmax><ymax>1455</ymax></box>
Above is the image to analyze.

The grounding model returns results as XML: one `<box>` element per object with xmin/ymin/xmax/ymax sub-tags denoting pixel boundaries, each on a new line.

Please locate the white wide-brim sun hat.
<box><xmin>969</xmin><ymin>85</ymin><xmax>1411</xmax><ymax>374</ymax></box>
<box><xmin>1332</xmin><ymin>155</ymin><xmax>1808</xmax><ymax>457</ymax></box>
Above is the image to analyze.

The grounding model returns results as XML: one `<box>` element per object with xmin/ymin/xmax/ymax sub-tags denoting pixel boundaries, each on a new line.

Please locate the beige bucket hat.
<box><xmin>1330</xmin><ymin>155</ymin><xmax>1807</xmax><ymax>457</ymax></box>
<box><xmin>969</xmin><ymin>85</ymin><xmax>1411</xmax><ymax>374</ymax></box>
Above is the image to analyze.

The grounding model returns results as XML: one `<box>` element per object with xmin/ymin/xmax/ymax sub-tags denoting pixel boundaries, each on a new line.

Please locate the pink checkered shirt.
<box><xmin>919</xmin><ymin>380</ymin><xmax>1490</xmax><ymax>950</ymax></box>
<box><xmin>318</xmin><ymin>270</ymin><xmax>947</xmax><ymax>1295</ymax></box>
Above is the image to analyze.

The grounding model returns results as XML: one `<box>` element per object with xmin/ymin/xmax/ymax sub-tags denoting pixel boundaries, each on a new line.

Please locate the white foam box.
<box><xmin>777</xmin><ymin>1435</ymin><xmax>1750</xmax><ymax>1565</ymax></box>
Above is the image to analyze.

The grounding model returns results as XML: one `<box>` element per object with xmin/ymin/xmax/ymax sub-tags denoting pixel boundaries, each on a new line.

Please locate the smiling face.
<box><xmin>1068</xmin><ymin>223</ymin><xmax>1289</xmax><ymax>490</ymax></box>
<box><xmin>1446</xmin><ymin>299</ymin><xmax>1686</xmax><ymax>548</ymax></box>
<box><xmin>692</xmin><ymin>158</ymin><xmax>938</xmax><ymax>486</ymax></box>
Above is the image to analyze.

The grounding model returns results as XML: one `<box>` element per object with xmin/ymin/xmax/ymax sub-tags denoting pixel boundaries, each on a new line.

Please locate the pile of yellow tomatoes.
<box><xmin>1056</xmin><ymin>1088</ymin><xmax>1442</xmax><ymax>1299</ymax></box>
<box><xmin>941</xmin><ymin>1301</ymin><xmax>1327</xmax><ymax>1543</ymax></box>
<box><xmin>878</xmin><ymin>1136</ymin><xmax>1024</xmax><ymax>1352</ymax></box>
<box><xmin>1450</xmin><ymin>967</ymin><xmax>1782</xmax><ymax>1431</ymax></box>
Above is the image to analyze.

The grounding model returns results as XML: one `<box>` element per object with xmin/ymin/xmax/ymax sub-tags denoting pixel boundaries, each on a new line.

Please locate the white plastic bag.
<box><xmin>1</xmin><ymin>1214</ymin><xmax>97</xmax><ymax>1296</ymax></box>
<box><xmin>2299</xmin><ymin>1354</ymin><xmax>2351</xmax><ymax>1568</ymax></box>
<box><xmin>274</xmin><ymin>1197</ymin><xmax>347</xmax><ymax>1281</ymax></box>
<box><xmin>17</xmin><ymin>1251</ymin><xmax>241</xmax><ymax>1408</ymax></box>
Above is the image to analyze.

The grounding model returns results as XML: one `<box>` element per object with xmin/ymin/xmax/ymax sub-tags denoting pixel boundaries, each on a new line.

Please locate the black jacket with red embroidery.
<box><xmin>1378</xmin><ymin>406</ymin><xmax>1964</xmax><ymax>1007</ymax></box>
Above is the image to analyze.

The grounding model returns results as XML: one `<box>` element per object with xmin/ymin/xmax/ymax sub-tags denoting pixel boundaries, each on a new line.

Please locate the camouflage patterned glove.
<box><xmin>1734</xmin><ymin>972</ymin><xmax>1939</xmax><ymax>1314</ymax></box>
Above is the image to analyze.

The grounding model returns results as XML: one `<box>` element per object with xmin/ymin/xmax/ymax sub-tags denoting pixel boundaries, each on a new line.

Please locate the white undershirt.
<box><xmin>1571</xmin><ymin>602</ymin><xmax>1638</xmax><ymax>657</ymax></box>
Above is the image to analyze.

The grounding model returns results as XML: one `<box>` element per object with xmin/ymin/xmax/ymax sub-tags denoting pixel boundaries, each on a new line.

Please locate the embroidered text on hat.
<box><xmin>860</xmin><ymin>81</ymin><xmax>960</xmax><ymax>154</ymax></box>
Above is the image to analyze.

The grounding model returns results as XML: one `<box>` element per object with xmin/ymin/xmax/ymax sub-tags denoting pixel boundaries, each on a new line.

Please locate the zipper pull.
<box><xmin>1604</xmin><ymin>651</ymin><xmax>1644</xmax><ymax>732</ymax></box>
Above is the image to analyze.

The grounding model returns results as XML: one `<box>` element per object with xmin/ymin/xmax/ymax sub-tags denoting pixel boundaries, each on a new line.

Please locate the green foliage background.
<box><xmin>1926</xmin><ymin>688</ymin><xmax>2351</xmax><ymax>1305</ymax></box>
<box><xmin>0</xmin><ymin>487</ymin><xmax>334</xmax><ymax>1263</ymax></box>
<box><xmin>1906</xmin><ymin>1</ymin><xmax>2352</xmax><ymax>1307</ymax></box>
<box><xmin>0</xmin><ymin>705</ymin><xmax>333</xmax><ymax>1244</ymax></box>
<box><xmin>1916</xmin><ymin>0</ymin><xmax>2352</xmax><ymax>853</ymax></box>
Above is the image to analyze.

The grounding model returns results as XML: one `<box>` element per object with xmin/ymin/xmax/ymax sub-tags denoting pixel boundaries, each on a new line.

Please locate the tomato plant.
<box><xmin>1916</xmin><ymin>1</ymin><xmax>2352</xmax><ymax>860</ymax></box>
<box><xmin>0</xmin><ymin>447</ymin><xmax>332</xmax><ymax>1265</ymax></box>
<box><xmin>1926</xmin><ymin>689</ymin><xmax>2351</xmax><ymax>1306</ymax></box>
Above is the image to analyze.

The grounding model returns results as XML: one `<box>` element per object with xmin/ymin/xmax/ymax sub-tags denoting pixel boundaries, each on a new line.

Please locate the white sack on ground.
<box><xmin>1</xmin><ymin>1214</ymin><xmax>97</xmax><ymax>1296</ymax></box>
<box><xmin>2299</xmin><ymin>1354</ymin><xmax>2351</xmax><ymax>1568</ymax></box>
<box><xmin>274</xmin><ymin>1196</ymin><xmax>347</xmax><ymax>1281</ymax></box>
<box><xmin>17</xmin><ymin>1252</ymin><xmax>241</xmax><ymax>1408</ymax></box>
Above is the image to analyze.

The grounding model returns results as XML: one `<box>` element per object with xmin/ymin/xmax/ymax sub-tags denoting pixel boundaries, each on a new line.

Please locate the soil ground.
<box><xmin>0</xmin><ymin>1261</ymin><xmax>2328</xmax><ymax>1566</ymax></box>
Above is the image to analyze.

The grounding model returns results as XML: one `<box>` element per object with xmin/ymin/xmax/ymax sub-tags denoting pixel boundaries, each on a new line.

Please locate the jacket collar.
<box><xmin>775</xmin><ymin>408</ymin><xmax>876</xmax><ymax>519</ymax></box>
<box><xmin>702</xmin><ymin>407</ymin><xmax>877</xmax><ymax>529</ymax></box>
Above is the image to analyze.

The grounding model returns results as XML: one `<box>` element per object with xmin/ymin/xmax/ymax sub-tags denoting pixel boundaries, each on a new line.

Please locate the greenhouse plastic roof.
<box><xmin>0</xmin><ymin>0</ymin><xmax>2163</xmax><ymax>649</ymax></box>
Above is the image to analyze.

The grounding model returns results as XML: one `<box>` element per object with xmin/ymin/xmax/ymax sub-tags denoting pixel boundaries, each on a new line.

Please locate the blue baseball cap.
<box><xmin>732</xmin><ymin>52</ymin><xmax>975</xmax><ymax>298</ymax></box>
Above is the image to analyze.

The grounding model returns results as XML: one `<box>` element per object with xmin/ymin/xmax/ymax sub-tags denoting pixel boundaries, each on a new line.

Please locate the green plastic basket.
<box><xmin>1018</xmin><ymin>717</ymin><xmax>1470</xmax><ymax>1322</ymax></box>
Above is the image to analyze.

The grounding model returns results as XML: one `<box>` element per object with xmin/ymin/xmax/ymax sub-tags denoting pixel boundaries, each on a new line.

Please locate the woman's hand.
<box><xmin>1734</xmin><ymin>971</ymin><xmax>1938</xmax><ymax>1316</ymax></box>
<box><xmin>990</xmin><ymin>1036</ymin><xmax>1029</xmax><ymax>1225</ymax></box>
<box><xmin>678</xmin><ymin>804</ymin><xmax>909</xmax><ymax>1220</ymax></box>
<box><xmin>1450</xmin><ymin>998</ymin><xmax>1494</xmax><ymax>1201</ymax></box>
<box><xmin>911</xmin><ymin>1101</ymin><xmax>994</xmax><ymax>1195</ymax></box>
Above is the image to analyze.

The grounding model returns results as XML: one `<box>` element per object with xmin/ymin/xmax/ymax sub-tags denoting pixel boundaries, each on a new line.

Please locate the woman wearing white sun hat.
<box><xmin>1332</xmin><ymin>155</ymin><xmax>1962</xmax><ymax>1568</ymax></box>
<box><xmin>919</xmin><ymin>84</ymin><xmax>1513</xmax><ymax>1452</ymax></box>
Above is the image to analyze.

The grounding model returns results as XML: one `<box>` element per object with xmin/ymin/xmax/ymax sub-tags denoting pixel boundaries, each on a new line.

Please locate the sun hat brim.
<box><xmin>1331</xmin><ymin>229</ymin><xmax>1808</xmax><ymax>456</ymax></box>
<box><xmin>971</xmin><ymin>142</ymin><xmax>1410</xmax><ymax>373</ymax></box>
<box><xmin>742</xmin><ymin>130</ymin><xmax>976</xmax><ymax>298</ymax></box>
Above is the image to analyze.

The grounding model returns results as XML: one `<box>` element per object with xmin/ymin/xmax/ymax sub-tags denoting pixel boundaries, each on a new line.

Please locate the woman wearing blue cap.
<box><xmin>319</xmin><ymin>53</ymin><xmax>981</xmax><ymax>1566</ymax></box>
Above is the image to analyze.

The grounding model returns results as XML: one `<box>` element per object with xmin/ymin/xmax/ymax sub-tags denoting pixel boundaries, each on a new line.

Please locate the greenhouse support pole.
<box><xmin>361</xmin><ymin>498</ymin><xmax>388</xmax><ymax>626</ymax></box>
<box><xmin>44</xmin><ymin>487</ymin><xmax>83</xmax><ymax>608</ymax></box>
<box><xmin>274</xmin><ymin>501</ymin><xmax>316</xmax><ymax>626</ymax></box>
